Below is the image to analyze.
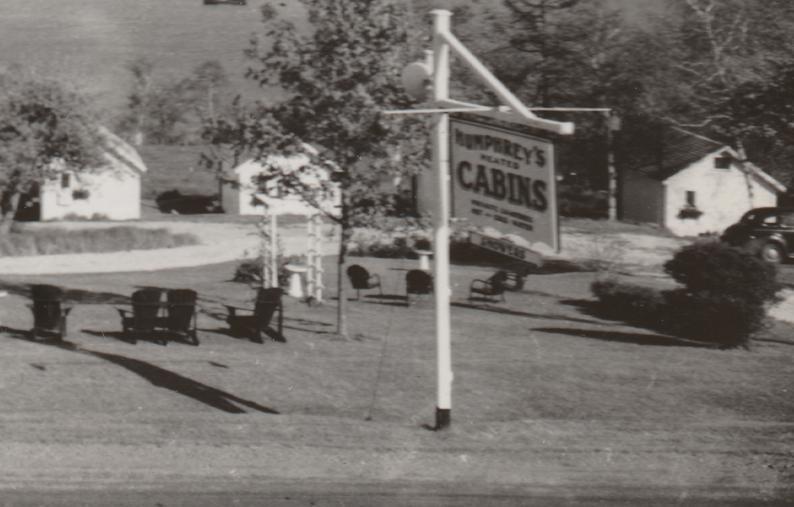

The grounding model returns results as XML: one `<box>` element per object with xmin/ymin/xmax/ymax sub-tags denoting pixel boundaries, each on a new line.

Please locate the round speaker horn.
<box><xmin>401</xmin><ymin>61</ymin><xmax>432</xmax><ymax>102</ymax></box>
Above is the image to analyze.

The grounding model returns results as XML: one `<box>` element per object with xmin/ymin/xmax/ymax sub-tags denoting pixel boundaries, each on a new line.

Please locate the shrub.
<box><xmin>661</xmin><ymin>240</ymin><xmax>781</xmax><ymax>348</ymax></box>
<box><xmin>61</xmin><ymin>213</ymin><xmax>110</xmax><ymax>221</ymax></box>
<box><xmin>591</xmin><ymin>279</ymin><xmax>665</xmax><ymax>326</ymax></box>
<box><xmin>662</xmin><ymin>289</ymin><xmax>768</xmax><ymax>348</ymax></box>
<box><xmin>347</xmin><ymin>227</ymin><xmax>430</xmax><ymax>259</ymax></box>
<box><xmin>664</xmin><ymin>240</ymin><xmax>780</xmax><ymax>307</ymax></box>
<box><xmin>0</xmin><ymin>227</ymin><xmax>198</xmax><ymax>256</ymax></box>
<box><xmin>590</xmin><ymin>240</ymin><xmax>781</xmax><ymax>348</ymax></box>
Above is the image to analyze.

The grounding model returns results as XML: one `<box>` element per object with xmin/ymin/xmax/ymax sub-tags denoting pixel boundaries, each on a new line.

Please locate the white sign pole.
<box><xmin>431</xmin><ymin>9</ymin><xmax>452</xmax><ymax>431</ymax></box>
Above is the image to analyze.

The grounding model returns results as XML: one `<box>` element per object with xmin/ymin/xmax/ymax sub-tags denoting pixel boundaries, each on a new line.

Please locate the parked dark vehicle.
<box><xmin>204</xmin><ymin>0</ymin><xmax>246</xmax><ymax>5</ymax></box>
<box><xmin>721</xmin><ymin>207</ymin><xmax>794</xmax><ymax>263</ymax></box>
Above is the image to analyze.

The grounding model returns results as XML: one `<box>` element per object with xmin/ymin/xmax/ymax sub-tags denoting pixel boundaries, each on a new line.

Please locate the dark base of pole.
<box><xmin>434</xmin><ymin>407</ymin><xmax>451</xmax><ymax>430</ymax></box>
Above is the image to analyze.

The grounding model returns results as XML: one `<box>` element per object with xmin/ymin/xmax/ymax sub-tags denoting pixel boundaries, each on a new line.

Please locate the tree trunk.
<box><xmin>734</xmin><ymin>140</ymin><xmax>754</xmax><ymax>207</ymax></box>
<box><xmin>0</xmin><ymin>191</ymin><xmax>21</xmax><ymax>235</ymax></box>
<box><xmin>336</xmin><ymin>223</ymin><xmax>350</xmax><ymax>338</ymax></box>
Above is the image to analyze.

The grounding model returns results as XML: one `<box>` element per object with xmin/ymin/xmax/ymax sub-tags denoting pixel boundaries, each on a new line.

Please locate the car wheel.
<box><xmin>760</xmin><ymin>243</ymin><xmax>784</xmax><ymax>264</ymax></box>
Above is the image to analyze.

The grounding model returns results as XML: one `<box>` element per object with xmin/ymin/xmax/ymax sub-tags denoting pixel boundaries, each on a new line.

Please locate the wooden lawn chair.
<box><xmin>117</xmin><ymin>288</ymin><xmax>166</xmax><ymax>345</ymax></box>
<box><xmin>29</xmin><ymin>284</ymin><xmax>72</xmax><ymax>341</ymax></box>
<box><xmin>225</xmin><ymin>287</ymin><xmax>285</xmax><ymax>343</ymax></box>
<box><xmin>166</xmin><ymin>289</ymin><xmax>199</xmax><ymax>345</ymax></box>
<box><xmin>346</xmin><ymin>264</ymin><xmax>382</xmax><ymax>300</ymax></box>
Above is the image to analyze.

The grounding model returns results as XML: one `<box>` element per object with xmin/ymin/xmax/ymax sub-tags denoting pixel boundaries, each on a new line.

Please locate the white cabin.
<box><xmin>220</xmin><ymin>151</ymin><xmax>340</xmax><ymax>217</ymax></box>
<box><xmin>620</xmin><ymin>128</ymin><xmax>785</xmax><ymax>236</ymax></box>
<box><xmin>39</xmin><ymin>129</ymin><xmax>146</xmax><ymax>221</ymax></box>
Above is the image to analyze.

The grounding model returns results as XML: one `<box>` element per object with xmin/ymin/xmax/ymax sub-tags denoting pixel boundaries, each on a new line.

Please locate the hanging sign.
<box><xmin>450</xmin><ymin>117</ymin><xmax>559</xmax><ymax>252</ymax></box>
<box><xmin>469</xmin><ymin>231</ymin><xmax>543</xmax><ymax>265</ymax></box>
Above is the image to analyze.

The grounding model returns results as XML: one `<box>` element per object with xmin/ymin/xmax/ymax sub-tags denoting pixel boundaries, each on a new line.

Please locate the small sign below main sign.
<box><xmin>469</xmin><ymin>231</ymin><xmax>543</xmax><ymax>266</ymax></box>
<box><xmin>450</xmin><ymin>117</ymin><xmax>559</xmax><ymax>252</ymax></box>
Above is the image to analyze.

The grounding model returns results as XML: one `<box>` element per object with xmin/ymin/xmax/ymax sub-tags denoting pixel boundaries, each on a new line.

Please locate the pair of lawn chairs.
<box><xmin>117</xmin><ymin>288</ymin><xmax>199</xmax><ymax>345</ymax></box>
<box><xmin>346</xmin><ymin>264</ymin><xmax>433</xmax><ymax>305</ymax></box>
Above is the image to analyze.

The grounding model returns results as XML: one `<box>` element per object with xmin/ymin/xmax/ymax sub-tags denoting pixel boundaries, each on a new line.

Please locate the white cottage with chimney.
<box><xmin>620</xmin><ymin>128</ymin><xmax>785</xmax><ymax>237</ymax></box>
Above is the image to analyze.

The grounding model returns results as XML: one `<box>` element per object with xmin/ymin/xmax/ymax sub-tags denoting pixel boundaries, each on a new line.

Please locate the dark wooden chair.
<box><xmin>165</xmin><ymin>289</ymin><xmax>199</xmax><ymax>345</ymax></box>
<box><xmin>346</xmin><ymin>264</ymin><xmax>382</xmax><ymax>300</ymax></box>
<box><xmin>29</xmin><ymin>284</ymin><xmax>72</xmax><ymax>341</ymax></box>
<box><xmin>225</xmin><ymin>287</ymin><xmax>285</xmax><ymax>343</ymax></box>
<box><xmin>406</xmin><ymin>269</ymin><xmax>433</xmax><ymax>305</ymax></box>
<box><xmin>469</xmin><ymin>270</ymin><xmax>509</xmax><ymax>302</ymax></box>
<box><xmin>117</xmin><ymin>288</ymin><xmax>166</xmax><ymax>345</ymax></box>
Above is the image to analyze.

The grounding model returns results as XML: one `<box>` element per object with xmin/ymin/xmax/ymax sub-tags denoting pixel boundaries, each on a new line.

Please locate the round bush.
<box><xmin>664</xmin><ymin>240</ymin><xmax>780</xmax><ymax>306</ymax></box>
<box><xmin>663</xmin><ymin>240</ymin><xmax>781</xmax><ymax>348</ymax></box>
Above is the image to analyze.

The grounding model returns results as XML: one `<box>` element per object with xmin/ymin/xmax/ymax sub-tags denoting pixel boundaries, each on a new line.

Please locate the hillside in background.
<box><xmin>0</xmin><ymin>0</ymin><xmax>303</xmax><ymax>118</ymax></box>
<box><xmin>0</xmin><ymin>0</ymin><xmax>668</xmax><ymax>122</ymax></box>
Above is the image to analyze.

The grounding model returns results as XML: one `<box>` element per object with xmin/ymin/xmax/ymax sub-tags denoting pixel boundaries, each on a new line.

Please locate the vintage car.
<box><xmin>721</xmin><ymin>207</ymin><xmax>794</xmax><ymax>263</ymax></box>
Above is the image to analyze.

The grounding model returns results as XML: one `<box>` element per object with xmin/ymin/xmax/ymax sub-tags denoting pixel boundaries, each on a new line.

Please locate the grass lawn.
<box><xmin>0</xmin><ymin>255</ymin><xmax>792</xmax><ymax>499</ymax></box>
<box><xmin>0</xmin><ymin>225</ymin><xmax>198</xmax><ymax>256</ymax></box>
<box><xmin>561</xmin><ymin>216</ymin><xmax>680</xmax><ymax>238</ymax></box>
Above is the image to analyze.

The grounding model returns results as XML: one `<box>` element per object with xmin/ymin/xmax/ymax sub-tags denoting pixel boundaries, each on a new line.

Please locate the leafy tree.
<box><xmin>619</xmin><ymin>0</ymin><xmax>794</xmax><ymax>195</ymax></box>
<box><xmin>641</xmin><ymin>1</ymin><xmax>794</xmax><ymax>142</ymax></box>
<box><xmin>204</xmin><ymin>0</ymin><xmax>426</xmax><ymax>336</ymax></box>
<box><xmin>0</xmin><ymin>72</ymin><xmax>103</xmax><ymax>233</ymax></box>
<box><xmin>119</xmin><ymin>59</ymin><xmax>231</xmax><ymax>145</ymax></box>
<box><xmin>119</xmin><ymin>57</ymin><xmax>155</xmax><ymax>146</ymax></box>
<box><xmin>188</xmin><ymin>60</ymin><xmax>230</xmax><ymax>126</ymax></box>
<box><xmin>726</xmin><ymin>66</ymin><xmax>794</xmax><ymax>189</ymax></box>
<box><xmin>469</xmin><ymin>0</ymin><xmax>658</xmax><ymax>217</ymax></box>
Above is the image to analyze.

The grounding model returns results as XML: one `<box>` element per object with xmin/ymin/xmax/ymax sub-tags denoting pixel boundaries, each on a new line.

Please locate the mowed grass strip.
<box><xmin>0</xmin><ymin>255</ymin><xmax>791</xmax><ymax>427</ymax></box>
<box><xmin>0</xmin><ymin>256</ymin><xmax>791</xmax><ymax>493</ymax></box>
<box><xmin>0</xmin><ymin>226</ymin><xmax>199</xmax><ymax>256</ymax></box>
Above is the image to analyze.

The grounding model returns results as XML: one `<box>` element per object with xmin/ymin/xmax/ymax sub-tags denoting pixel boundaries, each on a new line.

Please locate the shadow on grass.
<box><xmin>364</xmin><ymin>295</ymin><xmax>411</xmax><ymax>307</ymax></box>
<box><xmin>82</xmin><ymin>329</ymin><xmax>138</xmax><ymax>345</ymax></box>
<box><xmin>0</xmin><ymin>327</ymin><xmax>279</xmax><ymax>414</ymax></box>
<box><xmin>207</xmin><ymin>326</ymin><xmax>286</xmax><ymax>343</ymax></box>
<box><xmin>365</xmin><ymin>294</ymin><xmax>407</xmax><ymax>301</ymax></box>
<box><xmin>82</xmin><ymin>329</ymin><xmax>199</xmax><ymax>347</ymax></box>
<box><xmin>532</xmin><ymin>326</ymin><xmax>717</xmax><ymax>348</ymax></box>
<box><xmin>451</xmin><ymin>301</ymin><xmax>608</xmax><ymax>326</ymax></box>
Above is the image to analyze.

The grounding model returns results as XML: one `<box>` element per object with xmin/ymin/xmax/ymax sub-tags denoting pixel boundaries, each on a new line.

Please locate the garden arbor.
<box><xmin>258</xmin><ymin>211</ymin><xmax>325</xmax><ymax>303</ymax></box>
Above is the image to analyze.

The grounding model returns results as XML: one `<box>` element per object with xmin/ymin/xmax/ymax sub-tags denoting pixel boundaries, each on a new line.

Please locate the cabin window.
<box><xmin>60</xmin><ymin>173</ymin><xmax>71</xmax><ymax>189</ymax></box>
<box><xmin>714</xmin><ymin>154</ymin><xmax>731</xmax><ymax>169</ymax></box>
<box><xmin>685</xmin><ymin>191</ymin><xmax>696</xmax><ymax>207</ymax></box>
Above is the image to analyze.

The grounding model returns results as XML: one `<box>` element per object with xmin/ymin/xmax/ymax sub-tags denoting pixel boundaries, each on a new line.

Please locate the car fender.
<box><xmin>746</xmin><ymin>234</ymin><xmax>787</xmax><ymax>255</ymax></box>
